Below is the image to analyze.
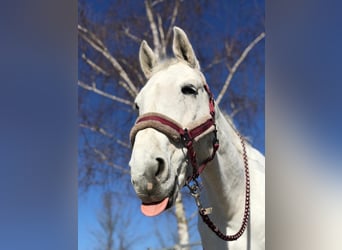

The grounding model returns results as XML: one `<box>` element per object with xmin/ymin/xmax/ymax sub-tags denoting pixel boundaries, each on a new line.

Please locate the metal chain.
<box><xmin>186</xmin><ymin>132</ymin><xmax>250</xmax><ymax>241</ymax></box>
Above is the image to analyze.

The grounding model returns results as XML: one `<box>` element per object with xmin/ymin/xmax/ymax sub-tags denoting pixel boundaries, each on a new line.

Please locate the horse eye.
<box><xmin>134</xmin><ymin>103</ymin><xmax>139</xmax><ymax>110</ymax></box>
<box><xmin>181</xmin><ymin>85</ymin><xmax>198</xmax><ymax>95</ymax></box>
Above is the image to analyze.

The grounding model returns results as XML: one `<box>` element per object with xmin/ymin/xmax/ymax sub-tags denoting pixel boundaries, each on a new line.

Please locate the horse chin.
<box><xmin>139</xmin><ymin>175</ymin><xmax>180</xmax><ymax>217</ymax></box>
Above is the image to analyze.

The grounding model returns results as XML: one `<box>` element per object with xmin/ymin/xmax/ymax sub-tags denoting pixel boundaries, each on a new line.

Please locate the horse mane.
<box><xmin>221</xmin><ymin>110</ymin><xmax>253</xmax><ymax>145</ymax></box>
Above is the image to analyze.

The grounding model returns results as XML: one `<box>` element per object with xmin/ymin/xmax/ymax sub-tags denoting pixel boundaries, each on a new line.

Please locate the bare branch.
<box><xmin>78</xmin><ymin>80</ymin><xmax>133</xmax><ymax>106</ymax></box>
<box><xmin>79</xmin><ymin>123</ymin><xmax>130</xmax><ymax>149</ymax></box>
<box><xmin>78</xmin><ymin>25</ymin><xmax>138</xmax><ymax>97</ymax></box>
<box><xmin>123</xmin><ymin>27</ymin><xmax>142</xmax><ymax>43</ymax></box>
<box><xmin>119</xmin><ymin>58</ymin><xmax>145</xmax><ymax>86</ymax></box>
<box><xmin>224</xmin><ymin>38</ymin><xmax>237</xmax><ymax>71</ymax></box>
<box><xmin>93</xmin><ymin>148</ymin><xmax>130</xmax><ymax>175</ymax></box>
<box><xmin>151</xmin><ymin>0</ymin><xmax>165</xmax><ymax>7</ymax></box>
<box><xmin>187</xmin><ymin>208</ymin><xmax>198</xmax><ymax>222</ymax></box>
<box><xmin>78</xmin><ymin>24</ymin><xmax>106</xmax><ymax>50</ymax></box>
<box><xmin>145</xmin><ymin>0</ymin><xmax>162</xmax><ymax>58</ymax></box>
<box><xmin>202</xmin><ymin>57</ymin><xmax>225</xmax><ymax>72</ymax></box>
<box><xmin>225</xmin><ymin>61</ymin><xmax>232</xmax><ymax>73</ymax></box>
<box><xmin>80</xmin><ymin>123</ymin><xmax>112</xmax><ymax>137</ymax></box>
<box><xmin>157</xmin><ymin>14</ymin><xmax>166</xmax><ymax>56</ymax></box>
<box><xmin>81</xmin><ymin>53</ymin><xmax>110</xmax><ymax>76</ymax></box>
<box><xmin>230</xmin><ymin>106</ymin><xmax>243</xmax><ymax>118</ymax></box>
<box><xmin>165</xmin><ymin>0</ymin><xmax>180</xmax><ymax>47</ymax></box>
<box><xmin>216</xmin><ymin>32</ymin><xmax>265</xmax><ymax>105</ymax></box>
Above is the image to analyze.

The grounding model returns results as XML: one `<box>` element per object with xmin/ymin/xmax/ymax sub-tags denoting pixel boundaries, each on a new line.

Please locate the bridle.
<box><xmin>130</xmin><ymin>84</ymin><xmax>250</xmax><ymax>241</ymax></box>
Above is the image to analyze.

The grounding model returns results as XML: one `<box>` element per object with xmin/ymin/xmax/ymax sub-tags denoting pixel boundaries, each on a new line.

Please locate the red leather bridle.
<box><xmin>130</xmin><ymin>84</ymin><xmax>219</xmax><ymax>182</ymax></box>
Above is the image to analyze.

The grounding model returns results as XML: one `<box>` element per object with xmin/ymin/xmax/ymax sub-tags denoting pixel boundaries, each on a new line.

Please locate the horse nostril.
<box><xmin>155</xmin><ymin>157</ymin><xmax>165</xmax><ymax>177</ymax></box>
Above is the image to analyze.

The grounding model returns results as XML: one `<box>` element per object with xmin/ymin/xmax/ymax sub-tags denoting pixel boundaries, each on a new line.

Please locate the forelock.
<box><xmin>150</xmin><ymin>58</ymin><xmax>179</xmax><ymax>75</ymax></box>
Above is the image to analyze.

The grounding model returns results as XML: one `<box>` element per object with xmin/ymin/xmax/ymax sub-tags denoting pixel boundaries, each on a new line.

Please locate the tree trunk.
<box><xmin>174</xmin><ymin>192</ymin><xmax>190</xmax><ymax>250</ymax></box>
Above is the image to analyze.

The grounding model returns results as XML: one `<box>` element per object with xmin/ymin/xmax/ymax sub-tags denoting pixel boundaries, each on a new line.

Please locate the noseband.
<box><xmin>130</xmin><ymin>84</ymin><xmax>219</xmax><ymax>181</ymax></box>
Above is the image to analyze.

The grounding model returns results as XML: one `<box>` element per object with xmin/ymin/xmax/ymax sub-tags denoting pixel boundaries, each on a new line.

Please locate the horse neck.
<box><xmin>200</xmin><ymin>107</ymin><xmax>246</xmax><ymax>222</ymax></box>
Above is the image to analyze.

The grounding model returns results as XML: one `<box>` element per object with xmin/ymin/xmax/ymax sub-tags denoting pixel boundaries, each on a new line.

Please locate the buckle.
<box><xmin>185</xmin><ymin>179</ymin><xmax>212</xmax><ymax>215</ymax></box>
<box><xmin>181</xmin><ymin>128</ymin><xmax>192</xmax><ymax>146</ymax></box>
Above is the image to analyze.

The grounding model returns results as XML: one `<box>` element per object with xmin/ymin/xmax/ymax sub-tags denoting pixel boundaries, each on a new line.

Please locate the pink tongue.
<box><xmin>141</xmin><ymin>197</ymin><xmax>169</xmax><ymax>217</ymax></box>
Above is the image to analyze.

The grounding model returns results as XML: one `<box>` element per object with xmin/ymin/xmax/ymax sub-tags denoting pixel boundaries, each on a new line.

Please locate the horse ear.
<box><xmin>139</xmin><ymin>40</ymin><xmax>157</xmax><ymax>79</ymax></box>
<box><xmin>172</xmin><ymin>27</ymin><xmax>200</xmax><ymax>69</ymax></box>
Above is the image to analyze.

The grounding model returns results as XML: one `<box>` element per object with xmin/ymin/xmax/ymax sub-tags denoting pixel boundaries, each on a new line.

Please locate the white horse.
<box><xmin>129</xmin><ymin>27</ymin><xmax>265</xmax><ymax>250</ymax></box>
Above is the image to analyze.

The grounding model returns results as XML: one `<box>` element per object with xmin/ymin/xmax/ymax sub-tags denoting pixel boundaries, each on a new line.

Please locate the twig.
<box><xmin>93</xmin><ymin>148</ymin><xmax>130</xmax><ymax>175</ymax></box>
<box><xmin>230</xmin><ymin>106</ymin><xmax>243</xmax><ymax>118</ymax></box>
<box><xmin>123</xmin><ymin>27</ymin><xmax>142</xmax><ymax>43</ymax></box>
<box><xmin>145</xmin><ymin>0</ymin><xmax>162</xmax><ymax>58</ymax></box>
<box><xmin>165</xmin><ymin>0</ymin><xmax>180</xmax><ymax>47</ymax></box>
<box><xmin>119</xmin><ymin>58</ymin><xmax>145</xmax><ymax>86</ymax></box>
<box><xmin>79</xmin><ymin>123</ymin><xmax>130</xmax><ymax>149</ymax></box>
<box><xmin>157</xmin><ymin>14</ymin><xmax>165</xmax><ymax>43</ymax></box>
<box><xmin>216</xmin><ymin>32</ymin><xmax>265</xmax><ymax>105</ymax></box>
<box><xmin>157</xmin><ymin>14</ymin><xmax>166</xmax><ymax>56</ymax></box>
<box><xmin>81</xmin><ymin>53</ymin><xmax>110</xmax><ymax>76</ymax></box>
<box><xmin>151</xmin><ymin>0</ymin><xmax>165</xmax><ymax>7</ymax></box>
<box><xmin>202</xmin><ymin>57</ymin><xmax>225</xmax><ymax>72</ymax></box>
<box><xmin>78</xmin><ymin>80</ymin><xmax>133</xmax><ymax>106</ymax></box>
<box><xmin>78</xmin><ymin>25</ymin><xmax>106</xmax><ymax>50</ymax></box>
<box><xmin>78</xmin><ymin>25</ymin><xmax>138</xmax><ymax>97</ymax></box>
<box><xmin>187</xmin><ymin>209</ymin><xmax>198</xmax><ymax>222</ymax></box>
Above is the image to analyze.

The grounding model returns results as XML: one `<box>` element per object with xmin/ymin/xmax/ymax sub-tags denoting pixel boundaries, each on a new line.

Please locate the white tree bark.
<box><xmin>174</xmin><ymin>192</ymin><xmax>190</xmax><ymax>250</ymax></box>
<box><xmin>165</xmin><ymin>0</ymin><xmax>180</xmax><ymax>48</ymax></box>
<box><xmin>145</xmin><ymin>0</ymin><xmax>162</xmax><ymax>58</ymax></box>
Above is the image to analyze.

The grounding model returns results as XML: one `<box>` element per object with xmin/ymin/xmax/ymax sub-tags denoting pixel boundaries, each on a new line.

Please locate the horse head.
<box><xmin>129</xmin><ymin>27</ymin><xmax>216</xmax><ymax>216</ymax></box>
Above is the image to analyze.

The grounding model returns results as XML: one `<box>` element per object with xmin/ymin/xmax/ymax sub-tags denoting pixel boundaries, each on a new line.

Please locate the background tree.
<box><xmin>92</xmin><ymin>192</ymin><xmax>142</xmax><ymax>250</ymax></box>
<box><xmin>78</xmin><ymin>1</ymin><xmax>264</xmax><ymax>249</ymax></box>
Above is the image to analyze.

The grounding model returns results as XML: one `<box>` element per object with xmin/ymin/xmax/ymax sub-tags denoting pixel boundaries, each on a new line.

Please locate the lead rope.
<box><xmin>186</xmin><ymin>132</ymin><xmax>250</xmax><ymax>241</ymax></box>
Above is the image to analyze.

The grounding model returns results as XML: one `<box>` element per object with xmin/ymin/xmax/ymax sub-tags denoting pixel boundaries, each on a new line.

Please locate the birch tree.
<box><xmin>93</xmin><ymin>192</ymin><xmax>141</xmax><ymax>250</ymax></box>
